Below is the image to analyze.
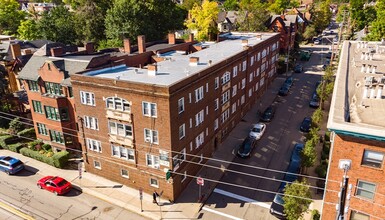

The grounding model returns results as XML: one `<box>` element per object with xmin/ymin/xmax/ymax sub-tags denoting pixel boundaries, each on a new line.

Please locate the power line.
<box><xmin>0</xmin><ymin>111</ymin><xmax>333</xmax><ymax>183</ymax></box>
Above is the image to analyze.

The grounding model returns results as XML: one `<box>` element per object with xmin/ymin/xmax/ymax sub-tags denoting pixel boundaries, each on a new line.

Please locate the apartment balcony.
<box><xmin>106</xmin><ymin>110</ymin><xmax>132</xmax><ymax>123</ymax></box>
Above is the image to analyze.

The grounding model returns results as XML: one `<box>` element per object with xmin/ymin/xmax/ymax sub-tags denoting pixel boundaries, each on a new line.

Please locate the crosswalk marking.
<box><xmin>214</xmin><ymin>188</ymin><xmax>271</xmax><ymax>209</ymax></box>
<box><xmin>202</xmin><ymin>206</ymin><xmax>244</xmax><ymax>220</ymax></box>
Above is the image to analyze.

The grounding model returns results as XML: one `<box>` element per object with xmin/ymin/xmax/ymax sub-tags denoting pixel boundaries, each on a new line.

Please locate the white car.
<box><xmin>249</xmin><ymin>123</ymin><xmax>266</xmax><ymax>140</ymax></box>
<box><xmin>314</xmin><ymin>39</ymin><xmax>320</xmax><ymax>45</ymax></box>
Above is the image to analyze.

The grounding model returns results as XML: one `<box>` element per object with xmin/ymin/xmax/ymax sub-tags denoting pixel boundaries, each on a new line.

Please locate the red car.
<box><xmin>37</xmin><ymin>176</ymin><xmax>72</xmax><ymax>195</ymax></box>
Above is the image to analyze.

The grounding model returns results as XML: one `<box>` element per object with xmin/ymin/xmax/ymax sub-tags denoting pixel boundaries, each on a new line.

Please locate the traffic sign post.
<box><xmin>139</xmin><ymin>188</ymin><xmax>143</xmax><ymax>212</ymax></box>
<box><xmin>78</xmin><ymin>162</ymin><xmax>82</xmax><ymax>179</ymax></box>
<box><xmin>197</xmin><ymin>177</ymin><xmax>204</xmax><ymax>202</ymax></box>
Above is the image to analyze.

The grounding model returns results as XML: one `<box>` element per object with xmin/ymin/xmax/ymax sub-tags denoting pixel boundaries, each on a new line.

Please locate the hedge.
<box><xmin>0</xmin><ymin>135</ymin><xmax>20</xmax><ymax>149</ymax></box>
<box><xmin>7</xmin><ymin>143</ymin><xmax>25</xmax><ymax>153</ymax></box>
<box><xmin>17</xmin><ymin>128</ymin><xmax>36</xmax><ymax>140</ymax></box>
<box><xmin>19</xmin><ymin>148</ymin><xmax>69</xmax><ymax>168</ymax></box>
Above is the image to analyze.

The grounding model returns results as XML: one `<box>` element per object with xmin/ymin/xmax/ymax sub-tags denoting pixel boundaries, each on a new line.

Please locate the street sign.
<box><xmin>78</xmin><ymin>162</ymin><xmax>82</xmax><ymax>179</ymax></box>
<box><xmin>197</xmin><ymin>177</ymin><xmax>204</xmax><ymax>186</ymax></box>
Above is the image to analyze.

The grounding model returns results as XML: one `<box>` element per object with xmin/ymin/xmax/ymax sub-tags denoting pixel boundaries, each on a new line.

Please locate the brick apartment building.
<box><xmin>323</xmin><ymin>41</ymin><xmax>385</xmax><ymax>219</ymax></box>
<box><xmin>70</xmin><ymin>32</ymin><xmax>280</xmax><ymax>201</ymax></box>
<box><xmin>267</xmin><ymin>15</ymin><xmax>299</xmax><ymax>52</ymax></box>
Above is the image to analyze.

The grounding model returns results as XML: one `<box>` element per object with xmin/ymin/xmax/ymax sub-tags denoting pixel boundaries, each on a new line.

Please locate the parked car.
<box><xmin>260</xmin><ymin>106</ymin><xmax>276</xmax><ymax>122</ymax></box>
<box><xmin>290</xmin><ymin>143</ymin><xmax>305</xmax><ymax>163</ymax></box>
<box><xmin>333</xmin><ymin>37</ymin><xmax>338</xmax><ymax>43</ymax></box>
<box><xmin>314</xmin><ymin>39</ymin><xmax>320</xmax><ymax>45</ymax></box>
<box><xmin>322</xmin><ymin>64</ymin><xmax>328</xmax><ymax>71</ymax></box>
<box><xmin>284</xmin><ymin>76</ymin><xmax>293</xmax><ymax>88</ymax></box>
<box><xmin>300</xmin><ymin>117</ymin><xmax>312</xmax><ymax>132</ymax></box>
<box><xmin>0</xmin><ymin>156</ymin><xmax>24</xmax><ymax>175</ymax></box>
<box><xmin>249</xmin><ymin>123</ymin><xmax>266</xmax><ymax>140</ymax></box>
<box><xmin>37</xmin><ymin>176</ymin><xmax>72</xmax><ymax>195</ymax></box>
<box><xmin>326</xmin><ymin>52</ymin><xmax>332</xmax><ymax>59</ymax></box>
<box><xmin>278</xmin><ymin>84</ymin><xmax>290</xmax><ymax>96</ymax></box>
<box><xmin>309</xmin><ymin>92</ymin><xmax>320</xmax><ymax>108</ymax></box>
<box><xmin>284</xmin><ymin>159</ymin><xmax>301</xmax><ymax>182</ymax></box>
<box><xmin>237</xmin><ymin>137</ymin><xmax>257</xmax><ymax>158</ymax></box>
<box><xmin>270</xmin><ymin>188</ymin><xmax>286</xmax><ymax>219</ymax></box>
<box><xmin>294</xmin><ymin>64</ymin><xmax>303</xmax><ymax>73</ymax></box>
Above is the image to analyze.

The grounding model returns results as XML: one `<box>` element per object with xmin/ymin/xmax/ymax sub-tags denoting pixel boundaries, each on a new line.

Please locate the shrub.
<box><xmin>20</xmin><ymin>148</ymin><xmax>69</xmax><ymax>168</ymax></box>
<box><xmin>46</xmin><ymin>152</ymin><xmax>54</xmax><ymax>157</ymax></box>
<box><xmin>39</xmin><ymin>150</ymin><xmax>45</xmax><ymax>154</ymax></box>
<box><xmin>9</xmin><ymin>118</ymin><xmax>24</xmax><ymax>134</ymax></box>
<box><xmin>8</xmin><ymin>143</ymin><xmax>25</xmax><ymax>153</ymax></box>
<box><xmin>0</xmin><ymin>135</ymin><xmax>20</xmax><ymax>149</ymax></box>
<box><xmin>315</xmin><ymin>164</ymin><xmax>328</xmax><ymax>178</ymax></box>
<box><xmin>324</xmin><ymin>131</ymin><xmax>331</xmax><ymax>142</ymax></box>
<box><xmin>17</xmin><ymin>128</ymin><xmax>36</xmax><ymax>139</ymax></box>
<box><xmin>311</xmin><ymin>209</ymin><xmax>320</xmax><ymax>220</ymax></box>
<box><xmin>29</xmin><ymin>140</ymin><xmax>42</xmax><ymax>149</ymax></box>
<box><xmin>323</xmin><ymin>142</ymin><xmax>331</xmax><ymax>154</ymax></box>
<box><xmin>42</xmin><ymin>143</ymin><xmax>52</xmax><ymax>152</ymax></box>
<box><xmin>52</xmin><ymin>151</ymin><xmax>69</xmax><ymax>168</ymax></box>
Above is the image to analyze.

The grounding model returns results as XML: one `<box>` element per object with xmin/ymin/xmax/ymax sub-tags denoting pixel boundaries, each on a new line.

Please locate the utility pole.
<box><xmin>336</xmin><ymin>159</ymin><xmax>351</xmax><ymax>220</ymax></box>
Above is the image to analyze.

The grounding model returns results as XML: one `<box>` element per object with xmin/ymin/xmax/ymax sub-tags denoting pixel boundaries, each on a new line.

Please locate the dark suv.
<box><xmin>0</xmin><ymin>156</ymin><xmax>24</xmax><ymax>175</ymax></box>
<box><xmin>237</xmin><ymin>137</ymin><xmax>256</xmax><ymax>158</ymax></box>
<box><xmin>260</xmin><ymin>106</ymin><xmax>276</xmax><ymax>122</ymax></box>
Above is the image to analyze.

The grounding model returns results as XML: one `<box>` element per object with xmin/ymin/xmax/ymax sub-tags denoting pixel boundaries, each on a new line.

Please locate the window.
<box><xmin>214</xmin><ymin>98</ymin><xmax>219</xmax><ymax>111</ymax></box>
<box><xmin>233</xmin><ymin>66</ymin><xmax>238</xmax><ymax>77</ymax></box>
<box><xmin>146</xmin><ymin>154</ymin><xmax>160</xmax><ymax>168</ymax></box>
<box><xmin>195</xmin><ymin>110</ymin><xmax>204</xmax><ymax>126</ymax></box>
<box><xmin>350</xmin><ymin>211</ymin><xmax>369</xmax><ymax>220</ymax></box>
<box><xmin>248</xmin><ymin>88</ymin><xmax>252</xmax><ymax>97</ymax></box>
<box><xmin>221</xmin><ymin>109</ymin><xmax>230</xmax><ymax>123</ymax></box>
<box><xmin>49</xmin><ymin>130</ymin><xmax>64</xmax><ymax>144</ymax></box>
<box><xmin>241</xmin><ymin>95</ymin><xmax>245</xmax><ymax>104</ymax></box>
<box><xmin>27</xmin><ymin>80</ymin><xmax>39</xmax><ymax>92</ymax></box>
<box><xmin>255</xmin><ymin>82</ymin><xmax>259</xmax><ymax>91</ymax></box>
<box><xmin>68</xmin><ymin>87</ymin><xmax>73</xmax><ymax>98</ymax></box>
<box><xmin>178</xmin><ymin>98</ymin><xmax>184</xmax><ymax>114</ymax></box>
<box><xmin>214</xmin><ymin>118</ymin><xmax>219</xmax><ymax>130</ymax></box>
<box><xmin>86</xmin><ymin>138</ymin><xmax>102</xmax><ymax>152</ymax></box>
<box><xmin>32</xmin><ymin>100</ymin><xmax>43</xmax><ymax>114</ymax></box>
<box><xmin>159</xmin><ymin>150</ymin><xmax>169</xmax><ymax>166</ymax></box>
<box><xmin>195</xmin><ymin>132</ymin><xmax>204</xmax><ymax>148</ymax></box>
<box><xmin>111</xmin><ymin>145</ymin><xmax>134</xmax><ymax>160</ymax></box>
<box><xmin>37</xmin><ymin>123</ymin><xmax>48</xmax><ymax>136</ymax></box>
<box><xmin>261</xmin><ymin>62</ymin><xmax>266</xmax><ymax>72</ymax></box>
<box><xmin>144</xmin><ymin>128</ymin><xmax>159</xmax><ymax>144</ymax></box>
<box><xmin>142</xmin><ymin>102</ymin><xmax>157</xmax><ymax>117</ymax></box>
<box><xmin>249</xmin><ymin>72</ymin><xmax>253</xmax><ymax>82</ymax></box>
<box><xmin>173</xmin><ymin>149</ymin><xmax>186</xmax><ymax>169</ymax></box>
<box><xmin>150</xmin><ymin>178</ymin><xmax>159</xmax><ymax>187</ymax></box>
<box><xmin>356</xmin><ymin>180</ymin><xmax>376</xmax><ymax>199</ymax></box>
<box><xmin>215</xmin><ymin>77</ymin><xmax>219</xmax><ymax>89</ymax></box>
<box><xmin>59</xmin><ymin>108</ymin><xmax>69</xmax><ymax>121</ymax></box>
<box><xmin>195</xmin><ymin>86</ymin><xmax>204</xmax><ymax>102</ymax></box>
<box><xmin>256</xmin><ymin>68</ymin><xmax>260</xmax><ymax>77</ymax></box>
<box><xmin>44</xmin><ymin>82</ymin><xmax>62</xmax><ymax>95</ymax></box>
<box><xmin>241</xmin><ymin>78</ymin><xmax>246</xmax><ymax>89</ymax></box>
<box><xmin>231</xmin><ymin>103</ymin><xmax>236</xmax><ymax>114</ymax></box>
<box><xmin>84</xmin><ymin>116</ymin><xmax>99</xmax><ymax>130</ymax></box>
<box><xmin>250</xmin><ymin>56</ymin><xmax>254</xmax><ymax>66</ymax></box>
<box><xmin>179</xmin><ymin>124</ymin><xmax>185</xmax><ymax>139</ymax></box>
<box><xmin>221</xmin><ymin>90</ymin><xmax>230</xmax><ymax>104</ymax></box>
<box><xmin>109</xmin><ymin>121</ymin><xmax>133</xmax><ymax>137</ymax></box>
<box><xmin>121</xmin><ymin>169</ymin><xmax>129</xmax><ymax>178</ymax></box>
<box><xmin>182</xmin><ymin>171</ymin><xmax>187</xmax><ymax>182</ymax></box>
<box><xmin>262</xmin><ymin>49</ymin><xmax>267</xmax><ymax>58</ymax></box>
<box><xmin>80</xmin><ymin>91</ymin><xmax>95</xmax><ymax>106</ymax></box>
<box><xmin>106</xmin><ymin>97</ymin><xmax>131</xmax><ymax>112</ymax></box>
<box><xmin>362</xmin><ymin>150</ymin><xmax>384</xmax><ymax>168</ymax></box>
<box><xmin>242</xmin><ymin>61</ymin><xmax>247</xmax><ymax>71</ymax></box>
<box><xmin>257</xmin><ymin>52</ymin><xmax>261</xmax><ymax>61</ymax></box>
<box><xmin>232</xmin><ymin>85</ymin><xmax>237</xmax><ymax>97</ymax></box>
<box><xmin>221</xmin><ymin>71</ymin><xmax>231</xmax><ymax>85</ymax></box>
<box><xmin>94</xmin><ymin>161</ymin><xmax>101</xmax><ymax>169</ymax></box>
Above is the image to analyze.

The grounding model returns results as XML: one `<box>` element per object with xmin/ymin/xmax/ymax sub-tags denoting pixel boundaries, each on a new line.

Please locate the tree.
<box><xmin>9</xmin><ymin>117</ymin><xmax>24</xmax><ymax>134</ymax></box>
<box><xmin>38</xmin><ymin>6</ymin><xmax>78</xmax><ymax>44</ymax></box>
<box><xmin>0</xmin><ymin>0</ymin><xmax>27</xmax><ymax>35</ymax></box>
<box><xmin>365</xmin><ymin>0</ymin><xmax>385</xmax><ymax>40</ymax></box>
<box><xmin>311</xmin><ymin>108</ymin><xmax>323</xmax><ymax>127</ymax></box>
<box><xmin>310</xmin><ymin>0</ymin><xmax>332</xmax><ymax>33</ymax></box>
<box><xmin>303</xmin><ymin>25</ymin><xmax>317</xmax><ymax>40</ymax></box>
<box><xmin>185</xmin><ymin>0</ymin><xmax>219</xmax><ymax>41</ymax></box>
<box><xmin>180</xmin><ymin>0</ymin><xmax>201</xmax><ymax>11</ymax></box>
<box><xmin>268</xmin><ymin>0</ymin><xmax>290</xmax><ymax>14</ymax></box>
<box><xmin>105</xmin><ymin>0</ymin><xmax>186</xmax><ymax>48</ymax></box>
<box><xmin>223</xmin><ymin>0</ymin><xmax>239</xmax><ymax>11</ymax></box>
<box><xmin>301</xmin><ymin>139</ymin><xmax>317</xmax><ymax>173</ymax></box>
<box><xmin>283</xmin><ymin>179</ymin><xmax>312</xmax><ymax>220</ymax></box>
<box><xmin>18</xmin><ymin>20</ymin><xmax>41</xmax><ymax>40</ymax></box>
<box><xmin>237</xmin><ymin>0</ymin><xmax>268</xmax><ymax>32</ymax></box>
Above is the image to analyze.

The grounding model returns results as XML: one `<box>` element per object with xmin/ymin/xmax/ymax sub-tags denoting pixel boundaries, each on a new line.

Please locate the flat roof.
<box><xmin>82</xmin><ymin>32</ymin><xmax>279</xmax><ymax>87</ymax></box>
<box><xmin>327</xmin><ymin>40</ymin><xmax>385</xmax><ymax>140</ymax></box>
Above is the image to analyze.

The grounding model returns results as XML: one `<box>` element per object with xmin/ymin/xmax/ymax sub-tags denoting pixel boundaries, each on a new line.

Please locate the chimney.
<box><xmin>138</xmin><ymin>35</ymin><xmax>146</xmax><ymax>53</ymax></box>
<box><xmin>168</xmin><ymin>33</ymin><xmax>176</xmax><ymax>44</ymax></box>
<box><xmin>10</xmin><ymin>43</ymin><xmax>21</xmax><ymax>59</ymax></box>
<box><xmin>50</xmin><ymin>47</ymin><xmax>63</xmax><ymax>57</ymax></box>
<box><xmin>85</xmin><ymin>42</ymin><xmax>94</xmax><ymax>54</ymax></box>
<box><xmin>24</xmin><ymin>49</ymin><xmax>32</xmax><ymax>55</ymax></box>
<box><xmin>148</xmin><ymin>64</ymin><xmax>157</xmax><ymax>76</ymax></box>
<box><xmin>189</xmin><ymin>57</ymin><xmax>199</xmax><ymax>66</ymax></box>
<box><xmin>124</xmin><ymin>39</ymin><xmax>131</xmax><ymax>54</ymax></box>
<box><xmin>188</xmin><ymin>33</ymin><xmax>194</xmax><ymax>42</ymax></box>
<box><xmin>280</xmin><ymin>15</ymin><xmax>285</xmax><ymax>20</ymax></box>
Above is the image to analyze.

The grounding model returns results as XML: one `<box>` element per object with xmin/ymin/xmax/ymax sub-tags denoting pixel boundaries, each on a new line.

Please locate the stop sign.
<box><xmin>196</xmin><ymin>177</ymin><xmax>204</xmax><ymax>186</ymax></box>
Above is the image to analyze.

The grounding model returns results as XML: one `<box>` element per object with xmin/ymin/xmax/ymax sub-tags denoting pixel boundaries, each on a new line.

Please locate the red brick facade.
<box><xmin>323</xmin><ymin>134</ymin><xmax>385</xmax><ymax>219</ymax></box>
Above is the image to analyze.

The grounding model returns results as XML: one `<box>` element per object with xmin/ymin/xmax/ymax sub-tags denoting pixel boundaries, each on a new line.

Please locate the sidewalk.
<box><xmin>1</xmin><ymin>74</ymin><xmax>287</xmax><ymax>220</ymax></box>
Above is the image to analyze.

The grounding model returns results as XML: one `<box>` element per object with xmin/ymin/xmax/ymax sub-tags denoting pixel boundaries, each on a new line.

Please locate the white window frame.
<box><xmin>144</xmin><ymin>128</ymin><xmax>159</xmax><ymax>144</ymax></box>
<box><xmin>106</xmin><ymin>97</ymin><xmax>130</xmax><ymax>112</ymax></box>
<box><xmin>93</xmin><ymin>160</ymin><xmax>101</xmax><ymax>169</ymax></box>
<box><xmin>173</xmin><ymin>148</ymin><xmax>186</xmax><ymax>170</ymax></box>
<box><xmin>232</xmin><ymin>85</ymin><xmax>237</xmax><ymax>97</ymax></box>
<box><xmin>142</xmin><ymin>101</ymin><xmax>157</xmax><ymax>117</ymax></box>
<box><xmin>86</xmin><ymin>138</ymin><xmax>102</xmax><ymax>152</ymax></box>
<box><xmin>195</xmin><ymin>132</ymin><xmax>204</xmax><ymax>148</ymax></box>
<box><xmin>178</xmin><ymin>98</ymin><xmax>184</xmax><ymax>114</ymax></box>
<box><xmin>221</xmin><ymin>90</ymin><xmax>230</xmax><ymax>105</ymax></box>
<box><xmin>214</xmin><ymin>118</ymin><xmax>219</xmax><ymax>130</ymax></box>
<box><xmin>111</xmin><ymin>145</ymin><xmax>135</xmax><ymax>161</ymax></box>
<box><xmin>356</xmin><ymin>180</ymin><xmax>376</xmax><ymax>200</ymax></box>
<box><xmin>215</xmin><ymin>77</ymin><xmax>219</xmax><ymax>89</ymax></box>
<box><xmin>150</xmin><ymin>178</ymin><xmax>159</xmax><ymax>188</ymax></box>
<box><xmin>214</xmin><ymin>98</ymin><xmax>219</xmax><ymax>111</ymax></box>
<box><xmin>241</xmin><ymin>95</ymin><xmax>245</xmax><ymax>104</ymax></box>
<box><xmin>84</xmin><ymin>116</ymin><xmax>99</xmax><ymax>130</ymax></box>
<box><xmin>233</xmin><ymin>66</ymin><xmax>238</xmax><ymax>77</ymax></box>
<box><xmin>195</xmin><ymin>110</ymin><xmax>204</xmax><ymax>126</ymax></box>
<box><xmin>121</xmin><ymin>169</ymin><xmax>129</xmax><ymax>178</ymax></box>
<box><xmin>146</xmin><ymin>154</ymin><xmax>160</xmax><ymax>169</ymax></box>
<box><xmin>109</xmin><ymin>121</ymin><xmax>133</xmax><ymax>138</ymax></box>
<box><xmin>221</xmin><ymin>71</ymin><xmax>231</xmax><ymax>85</ymax></box>
<box><xmin>249</xmin><ymin>72</ymin><xmax>253</xmax><ymax>82</ymax></box>
<box><xmin>179</xmin><ymin>124</ymin><xmax>185</xmax><ymax>139</ymax></box>
<box><xmin>231</xmin><ymin>103</ymin><xmax>236</xmax><ymax>114</ymax></box>
<box><xmin>221</xmin><ymin>109</ymin><xmax>230</xmax><ymax>123</ymax></box>
<box><xmin>248</xmin><ymin>88</ymin><xmax>252</xmax><ymax>97</ymax></box>
<box><xmin>362</xmin><ymin>150</ymin><xmax>384</xmax><ymax>168</ymax></box>
<box><xmin>241</xmin><ymin>78</ymin><xmax>246</xmax><ymax>89</ymax></box>
<box><xmin>195</xmin><ymin>86</ymin><xmax>204</xmax><ymax>102</ymax></box>
<box><xmin>242</xmin><ymin>61</ymin><xmax>247</xmax><ymax>71</ymax></box>
<box><xmin>80</xmin><ymin>91</ymin><xmax>95</xmax><ymax>106</ymax></box>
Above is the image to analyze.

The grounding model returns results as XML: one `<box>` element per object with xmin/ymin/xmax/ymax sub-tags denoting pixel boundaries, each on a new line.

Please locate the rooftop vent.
<box><xmin>241</xmin><ymin>39</ymin><xmax>248</xmax><ymax>46</ymax></box>
<box><xmin>365</xmin><ymin>76</ymin><xmax>374</xmax><ymax>86</ymax></box>
<box><xmin>148</xmin><ymin>64</ymin><xmax>157</xmax><ymax>76</ymax></box>
<box><xmin>189</xmin><ymin>57</ymin><xmax>199</xmax><ymax>66</ymax></box>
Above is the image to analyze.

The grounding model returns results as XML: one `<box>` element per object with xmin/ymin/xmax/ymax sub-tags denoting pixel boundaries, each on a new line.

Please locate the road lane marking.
<box><xmin>214</xmin><ymin>188</ymin><xmax>271</xmax><ymax>209</ymax></box>
<box><xmin>202</xmin><ymin>206</ymin><xmax>244</xmax><ymax>220</ymax></box>
<box><xmin>0</xmin><ymin>200</ymin><xmax>35</xmax><ymax>220</ymax></box>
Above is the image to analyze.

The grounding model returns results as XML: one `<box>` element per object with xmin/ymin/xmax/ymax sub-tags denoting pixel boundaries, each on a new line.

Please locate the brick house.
<box><xmin>70</xmin><ymin>32</ymin><xmax>280</xmax><ymax>201</ymax></box>
<box><xmin>323</xmin><ymin>41</ymin><xmax>385</xmax><ymax>219</ymax></box>
<box><xmin>266</xmin><ymin>15</ymin><xmax>299</xmax><ymax>52</ymax></box>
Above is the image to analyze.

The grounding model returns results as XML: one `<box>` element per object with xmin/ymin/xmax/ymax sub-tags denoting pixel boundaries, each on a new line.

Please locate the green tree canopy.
<box><xmin>301</xmin><ymin>138</ymin><xmax>317</xmax><ymax>171</ymax></box>
<box><xmin>366</xmin><ymin>0</ymin><xmax>385</xmax><ymax>40</ymax></box>
<box><xmin>302</xmin><ymin>25</ymin><xmax>317</xmax><ymax>40</ymax></box>
<box><xmin>38</xmin><ymin>6</ymin><xmax>78</xmax><ymax>44</ymax></box>
<box><xmin>0</xmin><ymin>0</ymin><xmax>27</xmax><ymax>35</ymax></box>
<box><xmin>223</xmin><ymin>0</ymin><xmax>239</xmax><ymax>11</ymax></box>
<box><xmin>283</xmin><ymin>180</ymin><xmax>312</xmax><ymax>220</ymax></box>
<box><xmin>180</xmin><ymin>0</ymin><xmax>201</xmax><ymax>11</ymax></box>
<box><xmin>17</xmin><ymin>20</ymin><xmax>41</xmax><ymax>40</ymax></box>
<box><xmin>105</xmin><ymin>0</ymin><xmax>186</xmax><ymax>48</ymax></box>
<box><xmin>185</xmin><ymin>0</ymin><xmax>219</xmax><ymax>41</ymax></box>
<box><xmin>268</xmin><ymin>0</ymin><xmax>290</xmax><ymax>14</ymax></box>
<box><xmin>237</xmin><ymin>0</ymin><xmax>268</xmax><ymax>32</ymax></box>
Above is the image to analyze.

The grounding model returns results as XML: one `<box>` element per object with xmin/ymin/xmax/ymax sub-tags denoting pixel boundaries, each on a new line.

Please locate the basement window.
<box><xmin>361</xmin><ymin>150</ymin><xmax>384</xmax><ymax>168</ymax></box>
